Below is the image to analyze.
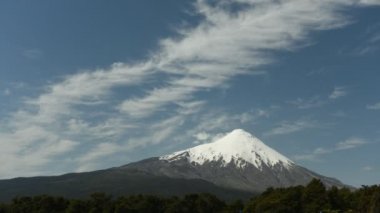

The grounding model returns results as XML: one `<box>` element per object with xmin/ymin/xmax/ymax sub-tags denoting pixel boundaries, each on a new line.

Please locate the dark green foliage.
<box><xmin>161</xmin><ymin>193</ymin><xmax>226</xmax><ymax>213</ymax></box>
<box><xmin>302</xmin><ymin>179</ymin><xmax>329</xmax><ymax>212</ymax></box>
<box><xmin>355</xmin><ymin>185</ymin><xmax>380</xmax><ymax>213</ymax></box>
<box><xmin>0</xmin><ymin>179</ymin><xmax>379</xmax><ymax>213</ymax></box>
<box><xmin>8</xmin><ymin>195</ymin><xmax>69</xmax><ymax>213</ymax></box>
<box><xmin>244</xmin><ymin>179</ymin><xmax>380</xmax><ymax>213</ymax></box>
<box><xmin>327</xmin><ymin>186</ymin><xmax>354</xmax><ymax>211</ymax></box>
<box><xmin>224</xmin><ymin>199</ymin><xmax>244</xmax><ymax>213</ymax></box>
<box><xmin>114</xmin><ymin>194</ymin><xmax>165</xmax><ymax>213</ymax></box>
<box><xmin>88</xmin><ymin>193</ymin><xmax>114</xmax><ymax>213</ymax></box>
<box><xmin>244</xmin><ymin>186</ymin><xmax>304</xmax><ymax>213</ymax></box>
<box><xmin>369</xmin><ymin>188</ymin><xmax>380</xmax><ymax>213</ymax></box>
<box><xmin>66</xmin><ymin>199</ymin><xmax>89</xmax><ymax>213</ymax></box>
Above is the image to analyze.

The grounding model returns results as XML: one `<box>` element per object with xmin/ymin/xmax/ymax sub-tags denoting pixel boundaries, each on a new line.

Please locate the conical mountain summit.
<box><xmin>0</xmin><ymin>129</ymin><xmax>348</xmax><ymax>202</ymax></box>
<box><xmin>160</xmin><ymin>129</ymin><xmax>293</xmax><ymax>169</ymax></box>
<box><xmin>125</xmin><ymin>129</ymin><xmax>346</xmax><ymax>192</ymax></box>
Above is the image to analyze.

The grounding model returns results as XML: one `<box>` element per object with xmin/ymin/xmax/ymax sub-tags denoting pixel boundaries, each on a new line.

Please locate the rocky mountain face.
<box><xmin>122</xmin><ymin>129</ymin><xmax>345</xmax><ymax>192</ymax></box>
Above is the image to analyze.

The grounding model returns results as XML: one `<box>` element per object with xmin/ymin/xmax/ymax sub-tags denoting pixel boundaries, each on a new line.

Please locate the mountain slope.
<box><xmin>0</xmin><ymin>169</ymin><xmax>253</xmax><ymax>202</ymax></box>
<box><xmin>122</xmin><ymin>129</ymin><xmax>346</xmax><ymax>192</ymax></box>
<box><xmin>0</xmin><ymin>129</ymin><xmax>347</xmax><ymax>202</ymax></box>
<box><xmin>160</xmin><ymin>129</ymin><xmax>293</xmax><ymax>169</ymax></box>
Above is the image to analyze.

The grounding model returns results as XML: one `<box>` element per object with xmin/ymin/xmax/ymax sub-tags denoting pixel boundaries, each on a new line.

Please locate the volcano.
<box><xmin>123</xmin><ymin>129</ymin><xmax>345</xmax><ymax>192</ymax></box>
<box><xmin>0</xmin><ymin>129</ymin><xmax>347</xmax><ymax>201</ymax></box>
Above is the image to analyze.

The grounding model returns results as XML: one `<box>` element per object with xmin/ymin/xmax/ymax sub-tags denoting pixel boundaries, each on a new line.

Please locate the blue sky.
<box><xmin>0</xmin><ymin>0</ymin><xmax>379</xmax><ymax>186</ymax></box>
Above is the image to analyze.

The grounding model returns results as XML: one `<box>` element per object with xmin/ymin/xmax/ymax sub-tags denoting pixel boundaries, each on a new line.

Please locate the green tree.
<box><xmin>66</xmin><ymin>199</ymin><xmax>89</xmax><ymax>213</ymax></box>
<box><xmin>88</xmin><ymin>193</ymin><xmax>113</xmax><ymax>213</ymax></box>
<box><xmin>302</xmin><ymin>179</ymin><xmax>329</xmax><ymax>212</ymax></box>
<box><xmin>225</xmin><ymin>199</ymin><xmax>244</xmax><ymax>213</ymax></box>
<box><xmin>134</xmin><ymin>195</ymin><xmax>165</xmax><ymax>213</ymax></box>
<box><xmin>10</xmin><ymin>196</ymin><xmax>34</xmax><ymax>213</ymax></box>
<box><xmin>244</xmin><ymin>187</ymin><xmax>303</xmax><ymax>213</ymax></box>
<box><xmin>369</xmin><ymin>189</ymin><xmax>380</xmax><ymax>213</ymax></box>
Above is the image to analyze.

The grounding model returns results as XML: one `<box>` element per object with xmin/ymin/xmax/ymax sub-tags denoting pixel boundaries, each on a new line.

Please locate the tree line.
<box><xmin>0</xmin><ymin>179</ymin><xmax>379</xmax><ymax>213</ymax></box>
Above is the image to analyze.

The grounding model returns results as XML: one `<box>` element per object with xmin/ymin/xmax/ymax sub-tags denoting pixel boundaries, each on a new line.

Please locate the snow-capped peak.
<box><xmin>160</xmin><ymin>129</ymin><xmax>294</xmax><ymax>169</ymax></box>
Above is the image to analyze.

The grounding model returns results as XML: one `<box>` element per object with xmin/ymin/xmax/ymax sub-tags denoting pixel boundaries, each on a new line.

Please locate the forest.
<box><xmin>0</xmin><ymin>179</ymin><xmax>379</xmax><ymax>213</ymax></box>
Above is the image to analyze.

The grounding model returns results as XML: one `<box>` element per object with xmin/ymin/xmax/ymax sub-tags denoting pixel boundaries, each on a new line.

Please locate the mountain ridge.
<box><xmin>159</xmin><ymin>129</ymin><xmax>293</xmax><ymax>169</ymax></box>
<box><xmin>121</xmin><ymin>129</ymin><xmax>348</xmax><ymax>192</ymax></box>
<box><xmin>0</xmin><ymin>129</ymin><xmax>349</xmax><ymax>202</ymax></box>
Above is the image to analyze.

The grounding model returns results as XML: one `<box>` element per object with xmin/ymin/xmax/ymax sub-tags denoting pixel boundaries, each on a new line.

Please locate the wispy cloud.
<box><xmin>3</xmin><ymin>89</ymin><xmax>11</xmax><ymax>96</ymax></box>
<box><xmin>352</xmin><ymin>45</ymin><xmax>378</xmax><ymax>56</ymax></box>
<box><xmin>369</xmin><ymin>33</ymin><xmax>380</xmax><ymax>43</ymax></box>
<box><xmin>329</xmin><ymin>87</ymin><xmax>348</xmax><ymax>99</ymax></box>
<box><xmin>288</xmin><ymin>96</ymin><xmax>325</xmax><ymax>109</ymax></box>
<box><xmin>367</xmin><ymin>102</ymin><xmax>380</xmax><ymax>110</ymax></box>
<box><xmin>362</xmin><ymin>166</ymin><xmax>374</xmax><ymax>171</ymax></box>
<box><xmin>332</xmin><ymin>110</ymin><xmax>347</xmax><ymax>117</ymax></box>
<box><xmin>351</xmin><ymin>22</ymin><xmax>380</xmax><ymax>56</ymax></box>
<box><xmin>336</xmin><ymin>137</ymin><xmax>368</xmax><ymax>150</ymax></box>
<box><xmin>23</xmin><ymin>49</ymin><xmax>43</xmax><ymax>60</ymax></box>
<box><xmin>264</xmin><ymin>120</ymin><xmax>317</xmax><ymax>137</ymax></box>
<box><xmin>288</xmin><ymin>87</ymin><xmax>348</xmax><ymax>109</ymax></box>
<box><xmin>1</xmin><ymin>0</ymin><xmax>379</xmax><ymax>178</ymax></box>
<box><xmin>293</xmin><ymin>147</ymin><xmax>333</xmax><ymax>161</ymax></box>
<box><xmin>185</xmin><ymin>110</ymin><xmax>265</xmax><ymax>144</ymax></box>
<box><xmin>359</xmin><ymin>0</ymin><xmax>380</xmax><ymax>6</ymax></box>
<box><xmin>293</xmin><ymin>137</ymin><xmax>368</xmax><ymax>161</ymax></box>
<box><xmin>307</xmin><ymin>67</ymin><xmax>328</xmax><ymax>76</ymax></box>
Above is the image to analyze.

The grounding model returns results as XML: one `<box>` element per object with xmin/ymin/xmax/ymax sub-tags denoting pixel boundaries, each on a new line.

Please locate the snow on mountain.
<box><xmin>160</xmin><ymin>129</ymin><xmax>294</xmax><ymax>170</ymax></box>
<box><xmin>124</xmin><ymin>129</ymin><xmax>347</xmax><ymax>193</ymax></box>
<box><xmin>0</xmin><ymin>129</ymin><xmax>348</xmax><ymax>200</ymax></box>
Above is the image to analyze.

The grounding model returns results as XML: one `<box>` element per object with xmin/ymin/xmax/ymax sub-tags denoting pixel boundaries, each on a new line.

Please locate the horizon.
<box><xmin>1</xmin><ymin>0</ymin><xmax>380</xmax><ymax>187</ymax></box>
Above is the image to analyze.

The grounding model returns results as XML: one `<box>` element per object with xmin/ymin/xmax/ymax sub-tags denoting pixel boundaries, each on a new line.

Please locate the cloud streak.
<box><xmin>367</xmin><ymin>102</ymin><xmax>380</xmax><ymax>110</ymax></box>
<box><xmin>1</xmin><ymin>0</ymin><xmax>379</xmax><ymax>178</ymax></box>
<box><xmin>289</xmin><ymin>87</ymin><xmax>348</xmax><ymax>109</ymax></box>
<box><xmin>329</xmin><ymin>87</ymin><xmax>348</xmax><ymax>100</ymax></box>
<box><xmin>264</xmin><ymin>120</ymin><xmax>317</xmax><ymax>137</ymax></box>
<box><xmin>336</xmin><ymin>138</ymin><xmax>368</xmax><ymax>150</ymax></box>
<box><xmin>293</xmin><ymin>137</ymin><xmax>368</xmax><ymax>161</ymax></box>
<box><xmin>288</xmin><ymin>96</ymin><xmax>326</xmax><ymax>109</ymax></box>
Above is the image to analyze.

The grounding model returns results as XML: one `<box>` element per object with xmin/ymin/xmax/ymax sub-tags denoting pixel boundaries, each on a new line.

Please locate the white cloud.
<box><xmin>3</xmin><ymin>88</ymin><xmax>11</xmax><ymax>96</ymax></box>
<box><xmin>194</xmin><ymin>132</ymin><xmax>210</xmax><ymax>141</ymax></box>
<box><xmin>336</xmin><ymin>137</ymin><xmax>367</xmax><ymax>150</ymax></box>
<box><xmin>358</xmin><ymin>0</ymin><xmax>380</xmax><ymax>6</ymax></box>
<box><xmin>1</xmin><ymin>0</ymin><xmax>380</xmax><ymax>178</ymax></box>
<box><xmin>264</xmin><ymin>120</ymin><xmax>316</xmax><ymax>137</ymax></box>
<box><xmin>288</xmin><ymin>87</ymin><xmax>348</xmax><ymax>110</ymax></box>
<box><xmin>193</xmin><ymin>131</ymin><xmax>211</xmax><ymax>144</ymax></box>
<box><xmin>66</xmin><ymin>118</ymin><xmax>136</xmax><ymax>140</ymax></box>
<box><xmin>362</xmin><ymin>166</ymin><xmax>374</xmax><ymax>171</ymax></box>
<box><xmin>164</xmin><ymin>109</ymin><xmax>267</xmax><ymax>148</ymax></box>
<box><xmin>118</xmin><ymin>0</ymin><xmax>371</xmax><ymax>117</ymax></box>
<box><xmin>294</xmin><ymin>137</ymin><xmax>368</xmax><ymax>161</ymax></box>
<box><xmin>329</xmin><ymin>87</ymin><xmax>348</xmax><ymax>99</ymax></box>
<box><xmin>332</xmin><ymin>110</ymin><xmax>347</xmax><ymax>117</ymax></box>
<box><xmin>350</xmin><ymin>23</ymin><xmax>380</xmax><ymax>56</ymax></box>
<box><xmin>23</xmin><ymin>49</ymin><xmax>43</xmax><ymax>59</ymax></box>
<box><xmin>176</xmin><ymin>101</ymin><xmax>206</xmax><ymax>115</ymax></box>
<box><xmin>353</xmin><ymin>45</ymin><xmax>379</xmax><ymax>56</ymax></box>
<box><xmin>293</xmin><ymin>147</ymin><xmax>332</xmax><ymax>161</ymax></box>
<box><xmin>369</xmin><ymin>33</ymin><xmax>380</xmax><ymax>43</ymax></box>
<box><xmin>288</xmin><ymin>96</ymin><xmax>325</xmax><ymax>109</ymax></box>
<box><xmin>119</xmin><ymin>85</ymin><xmax>195</xmax><ymax>118</ymax></box>
<box><xmin>367</xmin><ymin>102</ymin><xmax>380</xmax><ymax>110</ymax></box>
<box><xmin>78</xmin><ymin>143</ymin><xmax>120</xmax><ymax>164</ymax></box>
<box><xmin>313</xmin><ymin>147</ymin><xmax>331</xmax><ymax>155</ymax></box>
